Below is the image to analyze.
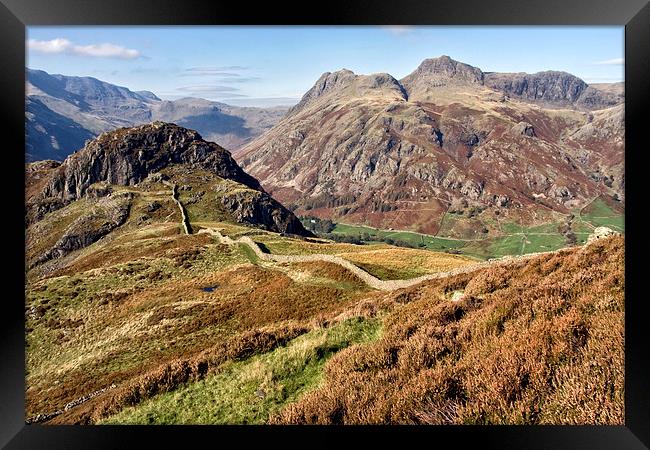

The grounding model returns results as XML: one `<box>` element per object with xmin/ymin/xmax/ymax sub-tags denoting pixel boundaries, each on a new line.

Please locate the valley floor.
<box><xmin>316</xmin><ymin>196</ymin><xmax>624</xmax><ymax>260</ymax></box>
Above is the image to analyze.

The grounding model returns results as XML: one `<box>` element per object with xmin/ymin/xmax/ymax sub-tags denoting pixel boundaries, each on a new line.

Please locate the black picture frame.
<box><xmin>2</xmin><ymin>0</ymin><xmax>648</xmax><ymax>448</ymax></box>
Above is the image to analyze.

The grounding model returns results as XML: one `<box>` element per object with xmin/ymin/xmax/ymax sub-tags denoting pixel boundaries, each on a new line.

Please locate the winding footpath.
<box><xmin>163</xmin><ymin>180</ymin><xmax>193</xmax><ymax>235</ymax></box>
<box><xmin>197</xmin><ymin>227</ymin><xmax>576</xmax><ymax>292</ymax></box>
<box><xmin>161</xmin><ymin>181</ymin><xmax>563</xmax><ymax>292</ymax></box>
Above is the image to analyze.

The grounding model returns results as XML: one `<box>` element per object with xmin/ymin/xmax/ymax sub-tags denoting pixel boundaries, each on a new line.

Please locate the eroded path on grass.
<box><xmin>197</xmin><ymin>227</ymin><xmax>571</xmax><ymax>292</ymax></box>
<box><xmin>162</xmin><ymin>180</ymin><xmax>193</xmax><ymax>235</ymax></box>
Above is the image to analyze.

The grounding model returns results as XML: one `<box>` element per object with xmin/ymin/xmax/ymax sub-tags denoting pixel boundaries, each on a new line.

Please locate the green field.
<box><xmin>331</xmin><ymin>222</ymin><xmax>570</xmax><ymax>260</ymax></box>
<box><xmin>331</xmin><ymin>223</ymin><xmax>467</xmax><ymax>252</ymax></box>
<box><xmin>327</xmin><ymin>201</ymin><xmax>624</xmax><ymax>260</ymax></box>
<box><xmin>579</xmin><ymin>197</ymin><xmax>625</xmax><ymax>232</ymax></box>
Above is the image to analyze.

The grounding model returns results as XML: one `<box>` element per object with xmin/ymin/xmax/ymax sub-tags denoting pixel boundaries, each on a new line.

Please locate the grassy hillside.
<box><xmin>81</xmin><ymin>235</ymin><xmax>624</xmax><ymax>425</ymax></box>
<box><xmin>100</xmin><ymin>317</ymin><xmax>381</xmax><ymax>424</ymax></box>
<box><xmin>273</xmin><ymin>236</ymin><xmax>625</xmax><ymax>425</ymax></box>
<box><xmin>25</xmin><ymin>210</ymin><xmax>474</xmax><ymax>422</ymax></box>
<box><xmin>25</xmin><ymin>172</ymin><xmax>624</xmax><ymax>425</ymax></box>
<box><xmin>579</xmin><ymin>197</ymin><xmax>624</xmax><ymax>232</ymax></box>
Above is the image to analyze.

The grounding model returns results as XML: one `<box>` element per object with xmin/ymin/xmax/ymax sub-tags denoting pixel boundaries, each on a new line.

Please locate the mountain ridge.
<box><xmin>26</xmin><ymin>68</ymin><xmax>288</xmax><ymax>162</ymax></box>
<box><xmin>237</xmin><ymin>55</ymin><xmax>624</xmax><ymax>235</ymax></box>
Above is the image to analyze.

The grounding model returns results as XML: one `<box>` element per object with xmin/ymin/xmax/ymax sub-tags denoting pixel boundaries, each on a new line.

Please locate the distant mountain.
<box><xmin>151</xmin><ymin>97</ymin><xmax>288</xmax><ymax>150</ymax></box>
<box><xmin>589</xmin><ymin>81</ymin><xmax>624</xmax><ymax>99</ymax></box>
<box><xmin>26</xmin><ymin>97</ymin><xmax>96</xmax><ymax>162</ymax></box>
<box><xmin>25</xmin><ymin>69</ymin><xmax>288</xmax><ymax>162</ymax></box>
<box><xmin>237</xmin><ymin>56</ymin><xmax>624</xmax><ymax>235</ymax></box>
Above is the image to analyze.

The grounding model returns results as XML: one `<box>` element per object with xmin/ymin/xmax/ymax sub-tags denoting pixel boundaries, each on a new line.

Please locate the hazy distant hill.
<box><xmin>25</xmin><ymin>69</ymin><xmax>288</xmax><ymax>161</ymax></box>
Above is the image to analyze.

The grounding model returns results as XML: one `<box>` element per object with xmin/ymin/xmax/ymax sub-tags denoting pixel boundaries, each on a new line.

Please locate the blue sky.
<box><xmin>27</xmin><ymin>26</ymin><xmax>624</xmax><ymax>107</ymax></box>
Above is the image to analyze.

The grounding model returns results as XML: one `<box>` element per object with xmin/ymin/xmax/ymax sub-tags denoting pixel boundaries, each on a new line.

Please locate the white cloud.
<box><xmin>382</xmin><ymin>26</ymin><xmax>415</xmax><ymax>36</ymax></box>
<box><xmin>27</xmin><ymin>38</ymin><xmax>142</xmax><ymax>59</ymax></box>
<box><xmin>176</xmin><ymin>85</ymin><xmax>240</xmax><ymax>93</ymax></box>
<box><xmin>594</xmin><ymin>58</ymin><xmax>624</xmax><ymax>65</ymax></box>
<box><xmin>27</xmin><ymin>38</ymin><xmax>72</xmax><ymax>53</ymax></box>
<box><xmin>73</xmin><ymin>43</ymin><xmax>140</xmax><ymax>59</ymax></box>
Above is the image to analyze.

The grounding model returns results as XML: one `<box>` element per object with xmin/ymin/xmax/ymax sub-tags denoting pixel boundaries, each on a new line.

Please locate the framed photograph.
<box><xmin>2</xmin><ymin>0</ymin><xmax>648</xmax><ymax>447</ymax></box>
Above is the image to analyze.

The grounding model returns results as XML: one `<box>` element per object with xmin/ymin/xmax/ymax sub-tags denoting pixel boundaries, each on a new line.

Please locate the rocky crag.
<box><xmin>26</xmin><ymin>122</ymin><xmax>311</xmax><ymax>269</ymax></box>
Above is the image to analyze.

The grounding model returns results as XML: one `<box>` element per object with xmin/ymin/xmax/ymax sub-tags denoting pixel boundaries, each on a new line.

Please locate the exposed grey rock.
<box><xmin>401</xmin><ymin>55</ymin><xmax>485</xmax><ymax>90</ymax></box>
<box><xmin>85</xmin><ymin>183</ymin><xmax>113</xmax><ymax>198</ymax></box>
<box><xmin>491</xmin><ymin>194</ymin><xmax>510</xmax><ymax>207</ymax></box>
<box><xmin>38</xmin><ymin>122</ymin><xmax>261</xmax><ymax>203</ymax></box>
<box><xmin>484</xmin><ymin>71</ymin><xmax>621</xmax><ymax>109</ymax></box>
<box><xmin>219</xmin><ymin>188</ymin><xmax>308</xmax><ymax>236</ymax></box>
<box><xmin>33</xmin><ymin>193</ymin><xmax>133</xmax><ymax>267</ymax></box>
<box><xmin>146</xmin><ymin>201</ymin><xmax>162</xmax><ymax>213</ymax></box>
<box><xmin>145</xmin><ymin>172</ymin><xmax>169</xmax><ymax>184</ymax></box>
<box><xmin>548</xmin><ymin>184</ymin><xmax>573</xmax><ymax>201</ymax></box>
<box><xmin>512</xmin><ymin>122</ymin><xmax>536</xmax><ymax>137</ymax></box>
<box><xmin>587</xmin><ymin>226</ymin><xmax>619</xmax><ymax>243</ymax></box>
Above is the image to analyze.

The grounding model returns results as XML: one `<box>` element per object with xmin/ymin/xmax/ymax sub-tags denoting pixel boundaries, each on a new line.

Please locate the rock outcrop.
<box><xmin>484</xmin><ymin>71</ymin><xmax>620</xmax><ymax>109</ymax></box>
<box><xmin>38</xmin><ymin>122</ymin><xmax>260</xmax><ymax>204</ymax></box>
<box><xmin>218</xmin><ymin>187</ymin><xmax>308</xmax><ymax>235</ymax></box>
<box><xmin>401</xmin><ymin>55</ymin><xmax>485</xmax><ymax>90</ymax></box>
<box><xmin>32</xmin><ymin>192</ymin><xmax>133</xmax><ymax>268</ymax></box>
<box><xmin>587</xmin><ymin>226</ymin><xmax>619</xmax><ymax>243</ymax></box>
<box><xmin>512</xmin><ymin>122</ymin><xmax>536</xmax><ymax>137</ymax></box>
<box><xmin>27</xmin><ymin>122</ymin><xmax>310</xmax><ymax>236</ymax></box>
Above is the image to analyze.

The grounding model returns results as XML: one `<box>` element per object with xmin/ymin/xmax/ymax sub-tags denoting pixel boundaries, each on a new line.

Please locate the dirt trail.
<box><xmin>197</xmin><ymin>227</ymin><xmax>572</xmax><ymax>292</ymax></box>
<box><xmin>162</xmin><ymin>180</ymin><xmax>193</xmax><ymax>235</ymax></box>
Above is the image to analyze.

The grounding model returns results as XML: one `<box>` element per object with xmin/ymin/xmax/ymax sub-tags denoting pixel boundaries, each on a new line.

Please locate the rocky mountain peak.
<box><xmin>286</xmin><ymin>69</ymin><xmax>358</xmax><ymax>117</ymax></box>
<box><xmin>39</xmin><ymin>121</ymin><xmax>261</xmax><ymax>203</ymax></box>
<box><xmin>135</xmin><ymin>90</ymin><xmax>161</xmax><ymax>102</ymax></box>
<box><xmin>355</xmin><ymin>72</ymin><xmax>408</xmax><ymax>98</ymax></box>
<box><xmin>286</xmin><ymin>69</ymin><xmax>407</xmax><ymax>117</ymax></box>
<box><xmin>401</xmin><ymin>55</ymin><xmax>485</xmax><ymax>88</ymax></box>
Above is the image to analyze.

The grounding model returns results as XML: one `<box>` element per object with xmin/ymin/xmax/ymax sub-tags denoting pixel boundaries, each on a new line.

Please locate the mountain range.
<box><xmin>26</xmin><ymin>69</ymin><xmax>287</xmax><ymax>161</ymax></box>
<box><xmin>26</xmin><ymin>56</ymin><xmax>624</xmax><ymax>237</ymax></box>
<box><xmin>236</xmin><ymin>55</ymin><xmax>624</xmax><ymax>234</ymax></box>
